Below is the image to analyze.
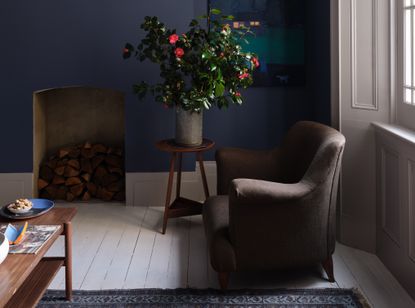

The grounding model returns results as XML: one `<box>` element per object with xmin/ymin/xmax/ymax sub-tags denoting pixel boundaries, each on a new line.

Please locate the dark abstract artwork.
<box><xmin>209</xmin><ymin>0</ymin><xmax>305</xmax><ymax>86</ymax></box>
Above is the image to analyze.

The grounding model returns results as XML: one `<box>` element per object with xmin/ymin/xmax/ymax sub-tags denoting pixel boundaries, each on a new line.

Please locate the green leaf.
<box><xmin>210</xmin><ymin>8</ymin><xmax>221</xmax><ymax>15</ymax></box>
<box><xmin>189</xmin><ymin>19</ymin><xmax>198</xmax><ymax>27</ymax></box>
<box><xmin>222</xmin><ymin>15</ymin><xmax>235</xmax><ymax>21</ymax></box>
<box><xmin>215</xmin><ymin>81</ymin><xmax>225</xmax><ymax>97</ymax></box>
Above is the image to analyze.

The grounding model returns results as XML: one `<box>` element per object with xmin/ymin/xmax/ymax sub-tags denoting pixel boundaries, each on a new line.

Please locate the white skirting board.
<box><xmin>0</xmin><ymin>173</ymin><xmax>33</xmax><ymax>205</ymax></box>
<box><xmin>126</xmin><ymin>161</ymin><xmax>217</xmax><ymax>207</ymax></box>
<box><xmin>0</xmin><ymin>161</ymin><xmax>217</xmax><ymax>207</ymax></box>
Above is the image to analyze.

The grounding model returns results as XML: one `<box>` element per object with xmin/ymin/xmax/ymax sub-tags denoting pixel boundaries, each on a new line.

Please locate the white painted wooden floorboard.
<box><xmin>144</xmin><ymin>211</ymin><xmax>174</xmax><ymax>288</ymax></box>
<box><xmin>336</xmin><ymin>244</ymin><xmax>415</xmax><ymax>308</ymax></box>
<box><xmin>187</xmin><ymin>216</ymin><xmax>209</xmax><ymax>289</ymax></box>
<box><xmin>164</xmin><ymin>217</ymin><xmax>191</xmax><ymax>289</ymax></box>
<box><xmin>46</xmin><ymin>203</ymin><xmax>415</xmax><ymax>307</ymax></box>
<box><xmin>123</xmin><ymin>207</ymin><xmax>158</xmax><ymax>288</ymax></box>
<box><xmin>100</xmin><ymin>206</ymin><xmax>146</xmax><ymax>289</ymax></box>
<box><xmin>352</xmin><ymin>246</ymin><xmax>415</xmax><ymax>308</ymax></box>
<box><xmin>81</xmin><ymin>210</ymin><xmax>131</xmax><ymax>289</ymax></box>
<box><xmin>72</xmin><ymin>205</ymin><xmax>120</xmax><ymax>289</ymax></box>
<box><xmin>332</xmin><ymin>247</ymin><xmax>360</xmax><ymax>289</ymax></box>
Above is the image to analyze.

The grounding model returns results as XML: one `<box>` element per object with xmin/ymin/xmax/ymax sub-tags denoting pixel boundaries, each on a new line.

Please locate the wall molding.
<box><xmin>350</xmin><ymin>0</ymin><xmax>379</xmax><ymax>110</ymax></box>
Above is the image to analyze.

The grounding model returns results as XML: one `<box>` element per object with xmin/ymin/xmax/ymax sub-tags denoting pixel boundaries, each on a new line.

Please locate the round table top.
<box><xmin>155</xmin><ymin>138</ymin><xmax>215</xmax><ymax>153</ymax></box>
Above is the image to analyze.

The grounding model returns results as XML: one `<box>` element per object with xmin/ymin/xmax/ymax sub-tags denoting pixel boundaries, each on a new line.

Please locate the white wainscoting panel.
<box><xmin>126</xmin><ymin>161</ymin><xmax>217</xmax><ymax>207</ymax></box>
<box><xmin>408</xmin><ymin>160</ymin><xmax>415</xmax><ymax>262</ymax></box>
<box><xmin>374</xmin><ymin>123</ymin><xmax>415</xmax><ymax>299</ymax></box>
<box><xmin>0</xmin><ymin>173</ymin><xmax>33</xmax><ymax>204</ymax></box>
<box><xmin>380</xmin><ymin>146</ymin><xmax>401</xmax><ymax>246</ymax></box>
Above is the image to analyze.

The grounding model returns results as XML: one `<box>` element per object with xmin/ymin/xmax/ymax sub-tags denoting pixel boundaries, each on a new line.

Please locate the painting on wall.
<box><xmin>209</xmin><ymin>0</ymin><xmax>305</xmax><ymax>87</ymax></box>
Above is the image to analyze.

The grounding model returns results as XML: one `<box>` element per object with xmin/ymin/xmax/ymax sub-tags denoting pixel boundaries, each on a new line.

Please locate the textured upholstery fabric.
<box><xmin>203</xmin><ymin>121</ymin><xmax>345</xmax><ymax>273</ymax></box>
<box><xmin>203</xmin><ymin>196</ymin><xmax>237</xmax><ymax>272</ymax></box>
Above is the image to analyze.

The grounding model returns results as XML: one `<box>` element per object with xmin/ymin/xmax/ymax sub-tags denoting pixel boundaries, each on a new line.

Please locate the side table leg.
<box><xmin>197</xmin><ymin>152</ymin><xmax>210</xmax><ymax>199</ymax></box>
<box><xmin>176</xmin><ymin>153</ymin><xmax>182</xmax><ymax>198</ymax></box>
<box><xmin>163</xmin><ymin>153</ymin><xmax>176</xmax><ymax>234</ymax></box>
<box><xmin>64</xmin><ymin>222</ymin><xmax>73</xmax><ymax>301</ymax></box>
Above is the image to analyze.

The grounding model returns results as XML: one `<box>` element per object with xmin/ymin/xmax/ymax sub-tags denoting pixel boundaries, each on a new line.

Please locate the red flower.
<box><xmin>252</xmin><ymin>57</ymin><xmax>260</xmax><ymax>68</ymax></box>
<box><xmin>235</xmin><ymin>92</ymin><xmax>241</xmax><ymax>97</ymax></box>
<box><xmin>175</xmin><ymin>48</ymin><xmax>184</xmax><ymax>58</ymax></box>
<box><xmin>123</xmin><ymin>48</ymin><xmax>129</xmax><ymax>54</ymax></box>
<box><xmin>169</xmin><ymin>34</ymin><xmax>179</xmax><ymax>45</ymax></box>
<box><xmin>238</xmin><ymin>72</ymin><xmax>250</xmax><ymax>80</ymax></box>
<box><xmin>163</xmin><ymin>103</ymin><xmax>169</xmax><ymax>109</ymax></box>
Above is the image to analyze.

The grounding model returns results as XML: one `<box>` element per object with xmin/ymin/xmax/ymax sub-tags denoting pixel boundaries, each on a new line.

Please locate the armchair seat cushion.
<box><xmin>203</xmin><ymin>196</ymin><xmax>237</xmax><ymax>273</ymax></box>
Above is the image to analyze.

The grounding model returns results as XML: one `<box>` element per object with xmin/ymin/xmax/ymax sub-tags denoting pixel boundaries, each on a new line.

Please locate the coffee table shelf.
<box><xmin>5</xmin><ymin>258</ymin><xmax>64</xmax><ymax>308</ymax></box>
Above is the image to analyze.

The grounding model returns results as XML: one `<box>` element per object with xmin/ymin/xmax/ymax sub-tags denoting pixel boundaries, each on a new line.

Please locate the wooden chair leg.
<box><xmin>322</xmin><ymin>255</ymin><xmax>335</xmax><ymax>282</ymax></box>
<box><xmin>218</xmin><ymin>272</ymin><xmax>229</xmax><ymax>290</ymax></box>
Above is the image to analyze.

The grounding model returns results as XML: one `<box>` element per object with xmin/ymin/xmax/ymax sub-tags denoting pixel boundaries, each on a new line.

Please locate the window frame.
<box><xmin>397</xmin><ymin>0</ymin><xmax>415</xmax><ymax>130</ymax></box>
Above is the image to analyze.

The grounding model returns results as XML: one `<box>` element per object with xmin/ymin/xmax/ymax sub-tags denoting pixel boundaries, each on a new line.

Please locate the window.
<box><xmin>404</xmin><ymin>0</ymin><xmax>414</xmax><ymax>105</ymax></box>
<box><xmin>397</xmin><ymin>0</ymin><xmax>415</xmax><ymax>130</ymax></box>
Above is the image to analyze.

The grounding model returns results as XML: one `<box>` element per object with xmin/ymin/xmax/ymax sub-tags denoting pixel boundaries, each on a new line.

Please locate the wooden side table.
<box><xmin>156</xmin><ymin>138</ymin><xmax>215</xmax><ymax>234</ymax></box>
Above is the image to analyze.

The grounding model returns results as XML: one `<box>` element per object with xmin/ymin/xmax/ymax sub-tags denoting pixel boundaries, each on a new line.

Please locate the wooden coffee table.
<box><xmin>0</xmin><ymin>207</ymin><xmax>77</xmax><ymax>308</ymax></box>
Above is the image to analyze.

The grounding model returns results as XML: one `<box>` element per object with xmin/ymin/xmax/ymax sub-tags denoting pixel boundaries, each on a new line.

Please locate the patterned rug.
<box><xmin>37</xmin><ymin>288</ymin><xmax>371</xmax><ymax>308</ymax></box>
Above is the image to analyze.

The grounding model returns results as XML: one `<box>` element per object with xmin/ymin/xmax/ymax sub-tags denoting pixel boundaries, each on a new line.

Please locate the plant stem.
<box><xmin>207</xmin><ymin>0</ymin><xmax>211</xmax><ymax>34</ymax></box>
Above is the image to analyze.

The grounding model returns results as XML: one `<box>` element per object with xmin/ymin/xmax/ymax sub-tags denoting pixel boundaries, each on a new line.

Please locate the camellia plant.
<box><xmin>123</xmin><ymin>9</ymin><xmax>259</xmax><ymax>112</ymax></box>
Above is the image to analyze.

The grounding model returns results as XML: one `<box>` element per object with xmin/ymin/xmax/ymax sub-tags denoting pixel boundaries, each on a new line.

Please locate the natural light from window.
<box><xmin>404</xmin><ymin>0</ymin><xmax>415</xmax><ymax>105</ymax></box>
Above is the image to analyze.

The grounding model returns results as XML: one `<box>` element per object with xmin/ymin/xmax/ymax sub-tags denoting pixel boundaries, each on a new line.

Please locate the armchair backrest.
<box><xmin>279</xmin><ymin>121</ymin><xmax>345</xmax><ymax>184</ymax></box>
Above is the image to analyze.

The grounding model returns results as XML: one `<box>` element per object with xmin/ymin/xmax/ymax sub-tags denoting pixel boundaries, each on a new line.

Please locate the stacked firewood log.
<box><xmin>38</xmin><ymin>142</ymin><xmax>125</xmax><ymax>202</ymax></box>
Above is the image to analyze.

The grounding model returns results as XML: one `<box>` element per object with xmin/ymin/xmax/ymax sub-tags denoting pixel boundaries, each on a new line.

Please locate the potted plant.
<box><xmin>123</xmin><ymin>9</ymin><xmax>259</xmax><ymax>146</ymax></box>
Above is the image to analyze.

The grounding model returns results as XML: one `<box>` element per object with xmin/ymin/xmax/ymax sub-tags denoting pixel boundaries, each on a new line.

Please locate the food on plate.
<box><xmin>7</xmin><ymin>199</ymin><xmax>33</xmax><ymax>214</ymax></box>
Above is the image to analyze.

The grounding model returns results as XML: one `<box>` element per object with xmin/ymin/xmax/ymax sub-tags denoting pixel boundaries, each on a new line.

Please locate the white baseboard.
<box><xmin>126</xmin><ymin>161</ymin><xmax>217</xmax><ymax>207</ymax></box>
<box><xmin>0</xmin><ymin>173</ymin><xmax>33</xmax><ymax>204</ymax></box>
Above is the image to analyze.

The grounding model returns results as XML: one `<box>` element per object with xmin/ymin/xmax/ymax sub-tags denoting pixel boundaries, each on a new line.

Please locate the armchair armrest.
<box><xmin>216</xmin><ymin>147</ymin><xmax>281</xmax><ymax>195</ymax></box>
<box><xmin>229</xmin><ymin>178</ymin><xmax>314</xmax><ymax>206</ymax></box>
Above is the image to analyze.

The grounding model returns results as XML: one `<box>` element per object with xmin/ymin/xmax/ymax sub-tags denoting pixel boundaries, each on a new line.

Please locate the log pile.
<box><xmin>38</xmin><ymin>142</ymin><xmax>125</xmax><ymax>202</ymax></box>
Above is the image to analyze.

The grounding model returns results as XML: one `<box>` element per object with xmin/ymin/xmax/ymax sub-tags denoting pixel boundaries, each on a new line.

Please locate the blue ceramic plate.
<box><xmin>0</xmin><ymin>199</ymin><xmax>55</xmax><ymax>220</ymax></box>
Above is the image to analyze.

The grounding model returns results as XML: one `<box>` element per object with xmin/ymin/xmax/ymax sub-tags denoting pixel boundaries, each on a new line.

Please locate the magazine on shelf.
<box><xmin>0</xmin><ymin>224</ymin><xmax>60</xmax><ymax>254</ymax></box>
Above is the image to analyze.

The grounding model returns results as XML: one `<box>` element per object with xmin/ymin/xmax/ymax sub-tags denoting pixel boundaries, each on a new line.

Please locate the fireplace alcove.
<box><xmin>33</xmin><ymin>86</ymin><xmax>125</xmax><ymax>202</ymax></box>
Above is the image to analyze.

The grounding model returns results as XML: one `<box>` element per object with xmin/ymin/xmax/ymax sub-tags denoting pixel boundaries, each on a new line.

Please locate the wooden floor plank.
<box><xmin>164</xmin><ymin>217</ymin><xmax>191</xmax><ymax>289</ymax></box>
<box><xmin>80</xmin><ymin>210</ymin><xmax>132</xmax><ymax>289</ymax></box>
<box><xmin>123</xmin><ymin>207</ymin><xmax>159</xmax><ymax>288</ymax></box>
<box><xmin>144</xmin><ymin>208</ymin><xmax>174</xmax><ymax>288</ymax></box>
<box><xmin>187</xmin><ymin>216</ymin><xmax>209</xmax><ymax>288</ymax></box>
<box><xmin>337</xmin><ymin>244</ymin><xmax>398</xmax><ymax>308</ymax></box>
<box><xmin>100</xmin><ymin>207</ymin><xmax>146</xmax><ymax>289</ymax></box>
<box><xmin>332</xmin><ymin>246</ymin><xmax>360</xmax><ymax>289</ymax></box>
<box><xmin>71</xmin><ymin>205</ymin><xmax>119</xmax><ymax>289</ymax></box>
<box><xmin>353</xmin><ymin>247</ymin><xmax>415</xmax><ymax>308</ymax></box>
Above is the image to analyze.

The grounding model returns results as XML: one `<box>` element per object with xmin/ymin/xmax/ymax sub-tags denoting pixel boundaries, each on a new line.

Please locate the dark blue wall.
<box><xmin>0</xmin><ymin>0</ymin><xmax>330</xmax><ymax>173</ymax></box>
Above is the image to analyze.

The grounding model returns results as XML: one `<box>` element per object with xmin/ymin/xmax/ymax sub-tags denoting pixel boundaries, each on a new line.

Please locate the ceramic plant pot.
<box><xmin>175</xmin><ymin>107</ymin><xmax>203</xmax><ymax>147</ymax></box>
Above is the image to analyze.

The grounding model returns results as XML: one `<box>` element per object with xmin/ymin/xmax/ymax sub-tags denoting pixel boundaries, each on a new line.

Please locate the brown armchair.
<box><xmin>203</xmin><ymin>121</ymin><xmax>345</xmax><ymax>289</ymax></box>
